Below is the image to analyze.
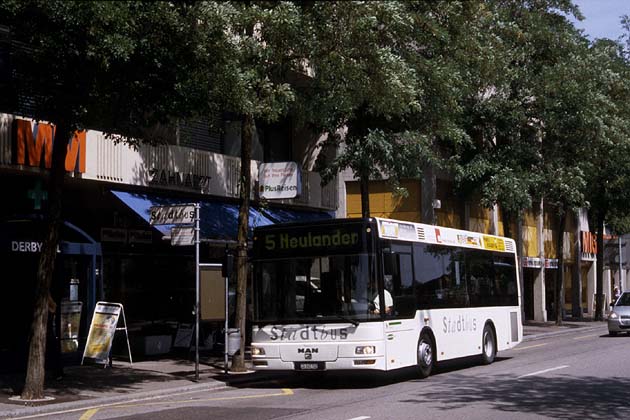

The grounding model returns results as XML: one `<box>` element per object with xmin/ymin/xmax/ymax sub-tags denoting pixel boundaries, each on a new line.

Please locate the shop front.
<box><xmin>0</xmin><ymin>216</ymin><xmax>101</xmax><ymax>372</ymax></box>
<box><xmin>0</xmin><ymin>112</ymin><xmax>336</xmax><ymax>363</ymax></box>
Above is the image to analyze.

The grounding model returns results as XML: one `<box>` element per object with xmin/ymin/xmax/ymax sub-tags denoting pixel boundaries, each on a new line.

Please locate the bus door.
<box><xmin>382</xmin><ymin>243</ymin><xmax>417</xmax><ymax>369</ymax></box>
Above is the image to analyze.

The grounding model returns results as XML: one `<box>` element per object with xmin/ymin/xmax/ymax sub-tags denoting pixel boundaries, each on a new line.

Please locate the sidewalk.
<box><xmin>522</xmin><ymin>319</ymin><xmax>607</xmax><ymax>341</ymax></box>
<box><xmin>0</xmin><ymin>354</ymin><xmax>257</xmax><ymax>419</ymax></box>
<box><xmin>0</xmin><ymin>320</ymin><xmax>609</xmax><ymax>419</ymax></box>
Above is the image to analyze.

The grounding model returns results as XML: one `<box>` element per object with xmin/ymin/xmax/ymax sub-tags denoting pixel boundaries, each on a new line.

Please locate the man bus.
<box><xmin>250</xmin><ymin>217</ymin><xmax>521</xmax><ymax>377</ymax></box>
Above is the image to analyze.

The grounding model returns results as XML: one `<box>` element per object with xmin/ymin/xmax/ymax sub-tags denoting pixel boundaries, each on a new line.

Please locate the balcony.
<box><xmin>82</xmin><ymin>130</ymin><xmax>337</xmax><ymax>211</ymax></box>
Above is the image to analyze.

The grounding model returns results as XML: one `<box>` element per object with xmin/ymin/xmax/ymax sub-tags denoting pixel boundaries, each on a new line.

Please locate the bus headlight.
<box><xmin>355</xmin><ymin>346</ymin><xmax>376</xmax><ymax>355</ymax></box>
<box><xmin>251</xmin><ymin>346</ymin><xmax>265</xmax><ymax>356</ymax></box>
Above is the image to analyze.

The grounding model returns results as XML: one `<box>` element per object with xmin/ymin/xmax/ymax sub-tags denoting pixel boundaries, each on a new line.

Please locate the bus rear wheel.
<box><xmin>416</xmin><ymin>332</ymin><xmax>434</xmax><ymax>378</ymax></box>
<box><xmin>481</xmin><ymin>323</ymin><xmax>496</xmax><ymax>365</ymax></box>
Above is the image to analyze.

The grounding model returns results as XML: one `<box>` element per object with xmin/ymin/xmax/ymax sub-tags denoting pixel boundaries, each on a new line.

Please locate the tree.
<box><xmin>205</xmin><ymin>1</ymin><xmax>305</xmax><ymax>371</ymax></box>
<box><xmin>0</xmin><ymin>0</ymin><xmax>229</xmax><ymax>399</ymax></box>
<box><xmin>581</xmin><ymin>39</ymin><xmax>630</xmax><ymax>320</ymax></box>
<box><xmin>307</xmin><ymin>1</ymin><xmax>471</xmax><ymax>217</ymax></box>
<box><xmin>455</xmin><ymin>0</ymin><xmax>592</xmax><ymax>324</ymax></box>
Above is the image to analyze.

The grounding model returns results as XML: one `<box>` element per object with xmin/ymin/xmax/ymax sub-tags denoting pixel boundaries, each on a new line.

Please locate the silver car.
<box><xmin>608</xmin><ymin>292</ymin><xmax>630</xmax><ymax>336</ymax></box>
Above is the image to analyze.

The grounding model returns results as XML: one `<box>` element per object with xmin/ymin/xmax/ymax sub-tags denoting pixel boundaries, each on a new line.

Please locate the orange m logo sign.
<box><xmin>14</xmin><ymin>119</ymin><xmax>86</xmax><ymax>173</ymax></box>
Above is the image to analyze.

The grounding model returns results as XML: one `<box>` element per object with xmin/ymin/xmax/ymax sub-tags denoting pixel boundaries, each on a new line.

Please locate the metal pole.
<box><xmin>224</xmin><ymin>253</ymin><xmax>229</xmax><ymax>375</ymax></box>
<box><xmin>620</xmin><ymin>235</ymin><xmax>623</xmax><ymax>293</ymax></box>
<box><xmin>195</xmin><ymin>203</ymin><xmax>200</xmax><ymax>381</ymax></box>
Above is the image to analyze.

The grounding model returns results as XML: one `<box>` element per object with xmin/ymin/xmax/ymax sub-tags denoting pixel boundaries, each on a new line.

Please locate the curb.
<box><xmin>0</xmin><ymin>372</ymin><xmax>266</xmax><ymax>419</ymax></box>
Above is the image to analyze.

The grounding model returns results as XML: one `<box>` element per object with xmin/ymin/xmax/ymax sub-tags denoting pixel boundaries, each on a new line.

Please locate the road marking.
<box><xmin>346</xmin><ymin>417</ymin><xmax>371</xmax><ymax>420</ymax></box>
<box><xmin>573</xmin><ymin>334</ymin><xmax>598</xmax><ymax>340</ymax></box>
<box><xmin>78</xmin><ymin>388</ymin><xmax>294</xmax><ymax>420</ymax></box>
<box><xmin>12</xmin><ymin>388</ymin><xmax>293</xmax><ymax>420</ymax></box>
<box><xmin>79</xmin><ymin>408</ymin><xmax>99</xmax><ymax>420</ymax></box>
<box><xmin>517</xmin><ymin>365</ymin><xmax>569</xmax><ymax>379</ymax></box>
<box><xmin>512</xmin><ymin>343</ymin><xmax>548</xmax><ymax>351</ymax></box>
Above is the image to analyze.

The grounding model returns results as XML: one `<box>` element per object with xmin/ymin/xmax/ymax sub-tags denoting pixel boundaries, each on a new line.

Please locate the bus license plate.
<box><xmin>295</xmin><ymin>362</ymin><xmax>324</xmax><ymax>371</ymax></box>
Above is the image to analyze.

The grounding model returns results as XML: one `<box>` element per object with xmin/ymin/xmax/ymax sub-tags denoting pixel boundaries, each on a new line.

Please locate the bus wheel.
<box><xmin>416</xmin><ymin>332</ymin><xmax>434</xmax><ymax>378</ymax></box>
<box><xmin>481</xmin><ymin>323</ymin><xmax>496</xmax><ymax>365</ymax></box>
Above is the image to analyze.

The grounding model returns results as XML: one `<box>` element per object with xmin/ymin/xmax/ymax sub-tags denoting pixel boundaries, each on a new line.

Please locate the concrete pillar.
<box><xmin>534</xmin><ymin>199</ymin><xmax>547</xmax><ymax>322</ymax></box>
<box><xmin>571</xmin><ymin>211</ymin><xmax>582</xmax><ymax>319</ymax></box>
<box><xmin>586</xmin><ymin>262</ymin><xmax>596</xmax><ymax>318</ymax></box>
<box><xmin>533</xmin><ymin>269</ymin><xmax>547</xmax><ymax>321</ymax></box>
<box><xmin>490</xmin><ymin>204</ymin><xmax>499</xmax><ymax>236</ymax></box>
<box><xmin>604</xmin><ymin>268</ymin><xmax>612</xmax><ymax>310</ymax></box>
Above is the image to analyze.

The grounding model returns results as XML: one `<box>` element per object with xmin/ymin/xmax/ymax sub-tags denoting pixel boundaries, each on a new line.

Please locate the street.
<box><xmin>20</xmin><ymin>324</ymin><xmax>630</xmax><ymax>420</ymax></box>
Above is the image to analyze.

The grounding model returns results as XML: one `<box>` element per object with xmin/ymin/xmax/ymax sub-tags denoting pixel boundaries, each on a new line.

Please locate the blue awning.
<box><xmin>260</xmin><ymin>206</ymin><xmax>334</xmax><ymax>224</ymax></box>
<box><xmin>111</xmin><ymin>191</ymin><xmax>274</xmax><ymax>242</ymax></box>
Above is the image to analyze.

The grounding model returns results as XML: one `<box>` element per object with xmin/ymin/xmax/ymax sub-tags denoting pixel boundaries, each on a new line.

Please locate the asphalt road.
<box><xmin>31</xmin><ymin>324</ymin><xmax>630</xmax><ymax>420</ymax></box>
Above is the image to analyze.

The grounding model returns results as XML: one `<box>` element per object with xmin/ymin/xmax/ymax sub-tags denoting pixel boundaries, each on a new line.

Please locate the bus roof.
<box><xmin>374</xmin><ymin>217</ymin><xmax>516</xmax><ymax>254</ymax></box>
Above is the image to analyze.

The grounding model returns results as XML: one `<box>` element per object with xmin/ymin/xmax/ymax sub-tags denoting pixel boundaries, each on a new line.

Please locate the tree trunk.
<box><xmin>360</xmin><ymin>174</ymin><xmax>370</xmax><ymax>218</ymax></box>
<box><xmin>232</xmin><ymin>113</ymin><xmax>253</xmax><ymax>372</ymax></box>
<box><xmin>595</xmin><ymin>211</ymin><xmax>606</xmax><ymax>321</ymax></box>
<box><xmin>21</xmin><ymin>122</ymin><xmax>71</xmax><ymax>400</ymax></box>
<box><xmin>554</xmin><ymin>209</ymin><xmax>566</xmax><ymax>325</ymax></box>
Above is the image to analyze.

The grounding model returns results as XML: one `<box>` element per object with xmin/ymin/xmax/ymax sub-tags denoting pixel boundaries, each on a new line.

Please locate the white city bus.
<box><xmin>251</xmin><ymin>217</ymin><xmax>522</xmax><ymax>377</ymax></box>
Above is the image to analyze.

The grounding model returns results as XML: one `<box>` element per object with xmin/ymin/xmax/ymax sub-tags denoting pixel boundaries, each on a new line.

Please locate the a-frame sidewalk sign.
<box><xmin>81</xmin><ymin>301</ymin><xmax>132</xmax><ymax>367</ymax></box>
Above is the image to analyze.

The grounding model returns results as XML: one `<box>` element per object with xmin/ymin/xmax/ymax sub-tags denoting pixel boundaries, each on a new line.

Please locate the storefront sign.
<box><xmin>101</xmin><ymin>228</ymin><xmax>127</xmax><ymax>243</ymax></box>
<box><xmin>9</xmin><ymin>240</ymin><xmax>61</xmax><ymax>253</ymax></box>
<box><xmin>581</xmin><ymin>231</ymin><xmax>597</xmax><ymax>261</ymax></box>
<box><xmin>83</xmin><ymin>302</ymin><xmax>122</xmax><ymax>364</ymax></box>
<box><xmin>149</xmin><ymin>204</ymin><xmax>195</xmax><ymax>225</ymax></box>
<box><xmin>545</xmin><ymin>258</ymin><xmax>558</xmax><ymax>269</ymax></box>
<box><xmin>148</xmin><ymin>168</ymin><xmax>211</xmax><ymax>192</ymax></box>
<box><xmin>128</xmin><ymin>229</ymin><xmax>152</xmax><ymax>244</ymax></box>
<box><xmin>258</xmin><ymin>162</ymin><xmax>301</xmax><ymax>199</ymax></box>
<box><xmin>522</xmin><ymin>257</ymin><xmax>544</xmax><ymax>268</ymax></box>
<box><xmin>521</xmin><ymin>257</ymin><xmax>558</xmax><ymax>268</ymax></box>
<box><xmin>13</xmin><ymin>118</ymin><xmax>86</xmax><ymax>173</ymax></box>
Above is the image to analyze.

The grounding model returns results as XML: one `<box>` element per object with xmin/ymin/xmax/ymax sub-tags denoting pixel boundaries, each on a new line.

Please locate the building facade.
<box><xmin>0</xmin><ymin>111</ymin><xmax>336</xmax><ymax>370</ymax></box>
<box><xmin>339</xmin><ymin>173</ymin><xmax>614</xmax><ymax>322</ymax></box>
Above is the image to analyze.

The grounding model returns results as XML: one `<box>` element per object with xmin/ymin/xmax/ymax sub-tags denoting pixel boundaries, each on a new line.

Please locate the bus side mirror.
<box><xmin>222</xmin><ymin>252</ymin><xmax>234</xmax><ymax>277</ymax></box>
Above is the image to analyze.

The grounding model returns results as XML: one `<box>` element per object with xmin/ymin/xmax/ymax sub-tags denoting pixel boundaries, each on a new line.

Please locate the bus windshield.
<box><xmin>253</xmin><ymin>253</ymin><xmax>381</xmax><ymax>323</ymax></box>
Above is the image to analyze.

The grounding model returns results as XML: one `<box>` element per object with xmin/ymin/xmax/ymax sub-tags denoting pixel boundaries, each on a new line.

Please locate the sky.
<box><xmin>570</xmin><ymin>0</ymin><xmax>630</xmax><ymax>40</ymax></box>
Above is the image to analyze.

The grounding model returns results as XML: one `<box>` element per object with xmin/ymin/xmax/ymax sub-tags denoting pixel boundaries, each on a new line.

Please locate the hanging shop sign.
<box><xmin>149</xmin><ymin>204</ymin><xmax>195</xmax><ymax>225</ymax></box>
<box><xmin>258</xmin><ymin>162</ymin><xmax>301</xmax><ymax>199</ymax></box>
<box><xmin>171</xmin><ymin>226</ymin><xmax>195</xmax><ymax>246</ymax></box>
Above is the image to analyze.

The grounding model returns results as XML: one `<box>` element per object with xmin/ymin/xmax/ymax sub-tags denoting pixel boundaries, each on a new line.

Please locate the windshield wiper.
<box><xmin>332</xmin><ymin>315</ymin><xmax>359</xmax><ymax>327</ymax></box>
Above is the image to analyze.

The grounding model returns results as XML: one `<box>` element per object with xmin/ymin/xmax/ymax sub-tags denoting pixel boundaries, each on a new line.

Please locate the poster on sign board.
<box><xmin>258</xmin><ymin>162</ymin><xmax>301</xmax><ymax>199</ymax></box>
<box><xmin>82</xmin><ymin>302</ymin><xmax>122</xmax><ymax>364</ymax></box>
<box><xmin>60</xmin><ymin>301</ymin><xmax>82</xmax><ymax>353</ymax></box>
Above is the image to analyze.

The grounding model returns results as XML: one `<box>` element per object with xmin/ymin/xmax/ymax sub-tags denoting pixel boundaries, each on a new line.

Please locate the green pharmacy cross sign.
<box><xmin>27</xmin><ymin>180</ymin><xmax>48</xmax><ymax>210</ymax></box>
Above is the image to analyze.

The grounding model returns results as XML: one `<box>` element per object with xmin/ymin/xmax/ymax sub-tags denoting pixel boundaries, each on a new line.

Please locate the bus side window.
<box><xmin>395</xmin><ymin>253</ymin><xmax>415</xmax><ymax>317</ymax></box>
